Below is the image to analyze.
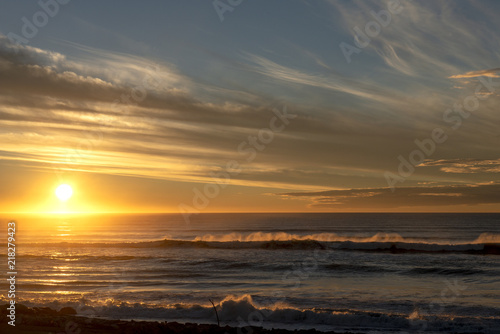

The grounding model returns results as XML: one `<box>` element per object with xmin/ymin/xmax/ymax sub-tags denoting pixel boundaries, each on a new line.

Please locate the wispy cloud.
<box><xmin>279</xmin><ymin>182</ymin><xmax>500</xmax><ymax>208</ymax></box>
<box><xmin>244</xmin><ymin>52</ymin><xmax>397</xmax><ymax>105</ymax></box>
<box><xmin>419</xmin><ymin>159</ymin><xmax>500</xmax><ymax>174</ymax></box>
<box><xmin>449</xmin><ymin>68</ymin><xmax>500</xmax><ymax>79</ymax></box>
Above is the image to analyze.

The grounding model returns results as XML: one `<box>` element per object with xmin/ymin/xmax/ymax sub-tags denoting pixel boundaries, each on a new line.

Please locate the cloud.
<box><xmin>419</xmin><ymin>159</ymin><xmax>500</xmax><ymax>173</ymax></box>
<box><xmin>244</xmin><ymin>52</ymin><xmax>397</xmax><ymax>105</ymax></box>
<box><xmin>449</xmin><ymin>68</ymin><xmax>500</xmax><ymax>79</ymax></box>
<box><xmin>331</xmin><ymin>0</ymin><xmax>500</xmax><ymax>83</ymax></box>
<box><xmin>0</xmin><ymin>34</ymin><xmax>426</xmax><ymax>191</ymax></box>
<box><xmin>1</xmin><ymin>3</ymin><xmax>500</xmax><ymax>198</ymax></box>
<box><xmin>1</xmin><ymin>35</ymin><xmax>340</xmax><ymax>189</ymax></box>
<box><xmin>376</xmin><ymin>43</ymin><xmax>415</xmax><ymax>76</ymax></box>
<box><xmin>279</xmin><ymin>182</ymin><xmax>500</xmax><ymax>208</ymax></box>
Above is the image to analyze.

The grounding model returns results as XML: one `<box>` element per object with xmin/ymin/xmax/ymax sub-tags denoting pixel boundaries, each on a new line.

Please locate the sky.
<box><xmin>0</xmin><ymin>0</ymin><xmax>499</xmax><ymax>214</ymax></box>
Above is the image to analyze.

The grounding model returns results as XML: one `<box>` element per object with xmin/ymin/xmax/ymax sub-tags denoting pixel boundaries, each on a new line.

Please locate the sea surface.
<box><xmin>1</xmin><ymin>213</ymin><xmax>500</xmax><ymax>333</ymax></box>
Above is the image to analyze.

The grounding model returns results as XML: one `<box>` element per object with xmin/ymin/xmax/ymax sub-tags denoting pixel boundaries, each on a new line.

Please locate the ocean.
<box><xmin>1</xmin><ymin>213</ymin><xmax>499</xmax><ymax>333</ymax></box>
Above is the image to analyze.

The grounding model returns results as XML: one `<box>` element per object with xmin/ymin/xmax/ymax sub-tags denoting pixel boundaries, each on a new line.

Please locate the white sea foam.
<box><xmin>193</xmin><ymin>231</ymin><xmax>500</xmax><ymax>245</ymax></box>
<box><xmin>8</xmin><ymin>295</ymin><xmax>499</xmax><ymax>333</ymax></box>
<box><xmin>11</xmin><ymin>232</ymin><xmax>500</xmax><ymax>254</ymax></box>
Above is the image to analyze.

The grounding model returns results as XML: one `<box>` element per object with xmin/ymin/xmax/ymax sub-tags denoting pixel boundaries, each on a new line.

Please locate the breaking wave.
<box><xmin>9</xmin><ymin>232</ymin><xmax>500</xmax><ymax>255</ymax></box>
<box><xmin>8</xmin><ymin>294</ymin><xmax>500</xmax><ymax>333</ymax></box>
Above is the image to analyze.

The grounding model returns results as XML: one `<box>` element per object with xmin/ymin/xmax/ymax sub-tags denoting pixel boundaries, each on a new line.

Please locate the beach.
<box><xmin>1</xmin><ymin>304</ymin><xmax>358</xmax><ymax>334</ymax></box>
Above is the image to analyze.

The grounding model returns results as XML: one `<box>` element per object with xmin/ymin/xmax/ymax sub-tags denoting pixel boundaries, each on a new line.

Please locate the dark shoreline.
<box><xmin>1</xmin><ymin>304</ymin><xmax>359</xmax><ymax>334</ymax></box>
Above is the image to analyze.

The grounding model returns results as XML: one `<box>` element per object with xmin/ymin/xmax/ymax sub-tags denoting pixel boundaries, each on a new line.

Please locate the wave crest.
<box><xmin>8</xmin><ymin>295</ymin><xmax>499</xmax><ymax>333</ymax></box>
<box><xmin>9</xmin><ymin>232</ymin><xmax>500</xmax><ymax>254</ymax></box>
<box><xmin>193</xmin><ymin>232</ymin><xmax>408</xmax><ymax>243</ymax></box>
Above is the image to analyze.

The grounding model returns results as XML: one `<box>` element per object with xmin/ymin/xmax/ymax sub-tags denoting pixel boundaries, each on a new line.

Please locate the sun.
<box><xmin>55</xmin><ymin>184</ymin><xmax>73</xmax><ymax>202</ymax></box>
